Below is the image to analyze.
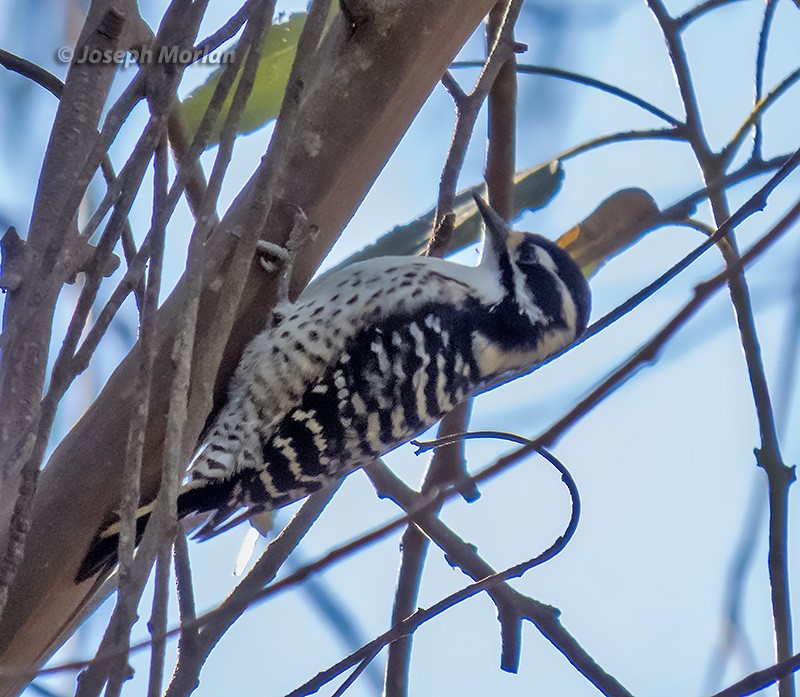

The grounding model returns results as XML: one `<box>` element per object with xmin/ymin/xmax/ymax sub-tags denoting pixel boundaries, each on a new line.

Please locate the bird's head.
<box><xmin>473</xmin><ymin>194</ymin><xmax>591</xmax><ymax>340</ymax></box>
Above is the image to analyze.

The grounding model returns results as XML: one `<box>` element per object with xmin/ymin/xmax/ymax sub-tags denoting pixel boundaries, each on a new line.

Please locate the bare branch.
<box><xmin>145</xmin><ymin>550</ymin><xmax>171</xmax><ymax>697</ymax></box>
<box><xmin>723</xmin><ymin>66</ymin><xmax>799</xmax><ymax>167</ymax></box>
<box><xmin>452</xmin><ymin>61</ymin><xmax>683</xmax><ymax>126</ymax></box>
<box><xmin>752</xmin><ymin>0</ymin><xmax>779</xmax><ymax>160</ymax></box>
<box><xmin>331</xmin><ymin>649</ymin><xmax>382</xmax><ymax>697</ymax></box>
<box><xmin>676</xmin><ymin>0</ymin><xmax>749</xmax><ymax>27</ymax></box>
<box><xmin>711</xmin><ymin>650</ymin><xmax>800</xmax><ymax>697</ymax></box>
<box><xmin>193</xmin><ymin>0</ymin><xmax>258</xmax><ymax>55</ymax></box>
<box><xmin>557</xmin><ymin>127</ymin><xmax>686</xmax><ymax>162</ymax></box>
<box><xmin>0</xmin><ymin>48</ymin><xmax>64</xmax><ymax>98</ymax></box>
<box><xmin>646</xmin><ymin>0</ymin><xmax>713</xmax><ymax>164</ymax></box>
<box><xmin>431</xmin><ymin>0</ymin><xmax>525</xmax><ymax>237</ymax></box>
<box><xmin>299</xmin><ymin>442</ymin><xmax>625</xmax><ymax>697</ymax></box>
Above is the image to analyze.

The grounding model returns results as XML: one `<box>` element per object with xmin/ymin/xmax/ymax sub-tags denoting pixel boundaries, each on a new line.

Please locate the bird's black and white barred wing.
<box><xmin>183</xmin><ymin>255</ymin><xmax>503</xmax><ymax>534</ymax></box>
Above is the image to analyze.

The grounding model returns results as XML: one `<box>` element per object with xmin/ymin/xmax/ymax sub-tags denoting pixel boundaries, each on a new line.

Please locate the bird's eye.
<box><xmin>516</xmin><ymin>253</ymin><xmax>539</xmax><ymax>267</ymax></box>
<box><xmin>515</xmin><ymin>240</ymin><xmax>541</xmax><ymax>267</ymax></box>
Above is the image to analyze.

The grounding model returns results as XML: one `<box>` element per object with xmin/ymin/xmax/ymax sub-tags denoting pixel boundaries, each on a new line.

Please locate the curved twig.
<box><xmin>0</xmin><ymin>47</ymin><xmax>64</xmax><ymax>98</ymax></box>
<box><xmin>558</xmin><ymin>127</ymin><xmax>686</xmax><ymax>162</ymax></box>
<box><xmin>452</xmin><ymin>60</ymin><xmax>682</xmax><ymax>126</ymax></box>
<box><xmin>291</xmin><ymin>438</ymin><xmax>584</xmax><ymax>697</ymax></box>
<box><xmin>676</xmin><ymin>0</ymin><xmax>749</xmax><ymax>27</ymax></box>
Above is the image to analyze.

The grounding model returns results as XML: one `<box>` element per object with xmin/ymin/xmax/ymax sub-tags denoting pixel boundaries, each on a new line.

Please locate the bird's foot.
<box><xmin>257</xmin><ymin>203</ymin><xmax>318</xmax><ymax>326</ymax></box>
<box><xmin>256</xmin><ymin>240</ymin><xmax>291</xmax><ymax>275</ymax></box>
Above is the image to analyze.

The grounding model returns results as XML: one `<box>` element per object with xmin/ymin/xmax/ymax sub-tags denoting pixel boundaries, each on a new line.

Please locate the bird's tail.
<box><xmin>75</xmin><ymin>502</ymin><xmax>156</xmax><ymax>583</ymax></box>
<box><xmin>75</xmin><ymin>478</ymin><xmax>259</xmax><ymax>583</ymax></box>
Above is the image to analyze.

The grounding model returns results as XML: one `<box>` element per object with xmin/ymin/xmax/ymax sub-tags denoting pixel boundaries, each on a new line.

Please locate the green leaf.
<box><xmin>177</xmin><ymin>13</ymin><xmax>306</xmax><ymax>147</ymax></box>
<box><xmin>313</xmin><ymin>160</ymin><xmax>565</xmax><ymax>285</ymax></box>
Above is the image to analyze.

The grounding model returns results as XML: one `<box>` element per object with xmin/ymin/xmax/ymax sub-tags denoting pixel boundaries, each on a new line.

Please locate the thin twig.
<box><xmin>64</xmin><ymin>235</ymin><xmax>153</xmax><ymax>380</ymax></box>
<box><xmin>558</xmin><ymin>127</ymin><xmax>686</xmax><ymax>162</ymax></box>
<box><xmin>54</xmin><ymin>76</ymin><xmax>148</xmax><ymax>246</ymax></box>
<box><xmin>707</xmin><ymin>183</ymin><xmax>799</xmax><ymax>696</ymax></box>
<box><xmin>0</xmin><ymin>48</ymin><xmax>62</xmax><ymax>97</ymax></box>
<box><xmin>752</xmin><ymin>0</ymin><xmax>779</xmax><ymax>160</ymax></box>
<box><xmin>173</xmin><ymin>532</ymin><xmax>199</xmax><ymax>659</ymax></box>
<box><xmin>331</xmin><ymin>648</ymin><xmax>382</xmax><ymax>697</ymax></box>
<box><xmin>430</xmin><ymin>0</ymin><xmax>524</xmax><ymax>243</ymax></box>
<box><xmin>296</xmin><ymin>442</ymin><xmax>625</xmax><ymax>697</ymax></box>
<box><xmin>145</xmin><ymin>548</ymin><xmax>171</xmax><ymax>697</ymax></box>
<box><xmin>452</xmin><ymin>61</ymin><xmax>682</xmax><ymax>126</ymax></box>
<box><xmin>106</xmin><ymin>134</ymin><xmax>169</xmax><ymax>697</ymax></box>
<box><xmin>647</xmin><ymin>0</ymin><xmax>711</xmax><ymax>155</ymax></box>
<box><xmin>193</xmin><ymin>0</ymin><xmax>259</xmax><ymax>55</ymax></box>
<box><xmin>711</xmin><ymin>650</ymin><xmax>800</xmax><ymax>697</ymax></box>
<box><xmin>676</xmin><ymin>0</ymin><xmax>749</xmax><ymax>26</ymax></box>
<box><xmin>722</xmin><ymin>65</ymin><xmax>800</xmax><ymax>167</ymax></box>
<box><xmin>99</xmin><ymin>157</ymin><xmax>145</xmax><ymax>312</ymax></box>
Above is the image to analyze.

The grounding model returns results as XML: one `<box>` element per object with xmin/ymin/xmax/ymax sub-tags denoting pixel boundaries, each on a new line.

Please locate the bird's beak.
<box><xmin>472</xmin><ymin>193</ymin><xmax>510</xmax><ymax>266</ymax></box>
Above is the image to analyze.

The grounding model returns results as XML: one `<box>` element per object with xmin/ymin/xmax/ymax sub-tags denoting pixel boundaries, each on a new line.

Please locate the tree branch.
<box><xmin>453</xmin><ymin>61</ymin><xmax>682</xmax><ymax>126</ymax></box>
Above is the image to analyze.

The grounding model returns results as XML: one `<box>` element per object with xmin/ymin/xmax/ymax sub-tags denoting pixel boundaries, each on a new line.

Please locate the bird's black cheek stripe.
<box><xmin>523</xmin><ymin>265</ymin><xmax>564</xmax><ymax>326</ymax></box>
<box><xmin>527</xmin><ymin>234</ymin><xmax>592</xmax><ymax>335</ymax></box>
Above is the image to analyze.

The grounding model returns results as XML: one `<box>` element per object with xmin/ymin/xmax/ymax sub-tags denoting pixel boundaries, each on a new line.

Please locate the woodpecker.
<box><xmin>76</xmin><ymin>195</ymin><xmax>590</xmax><ymax>582</ymax></box>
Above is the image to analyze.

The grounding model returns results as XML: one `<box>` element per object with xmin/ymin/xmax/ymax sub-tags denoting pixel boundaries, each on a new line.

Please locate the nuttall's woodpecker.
<box><xmin>76</xmin><ymin>195</ymin><xmax>591</xmax><ymax>582</ymax></box>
